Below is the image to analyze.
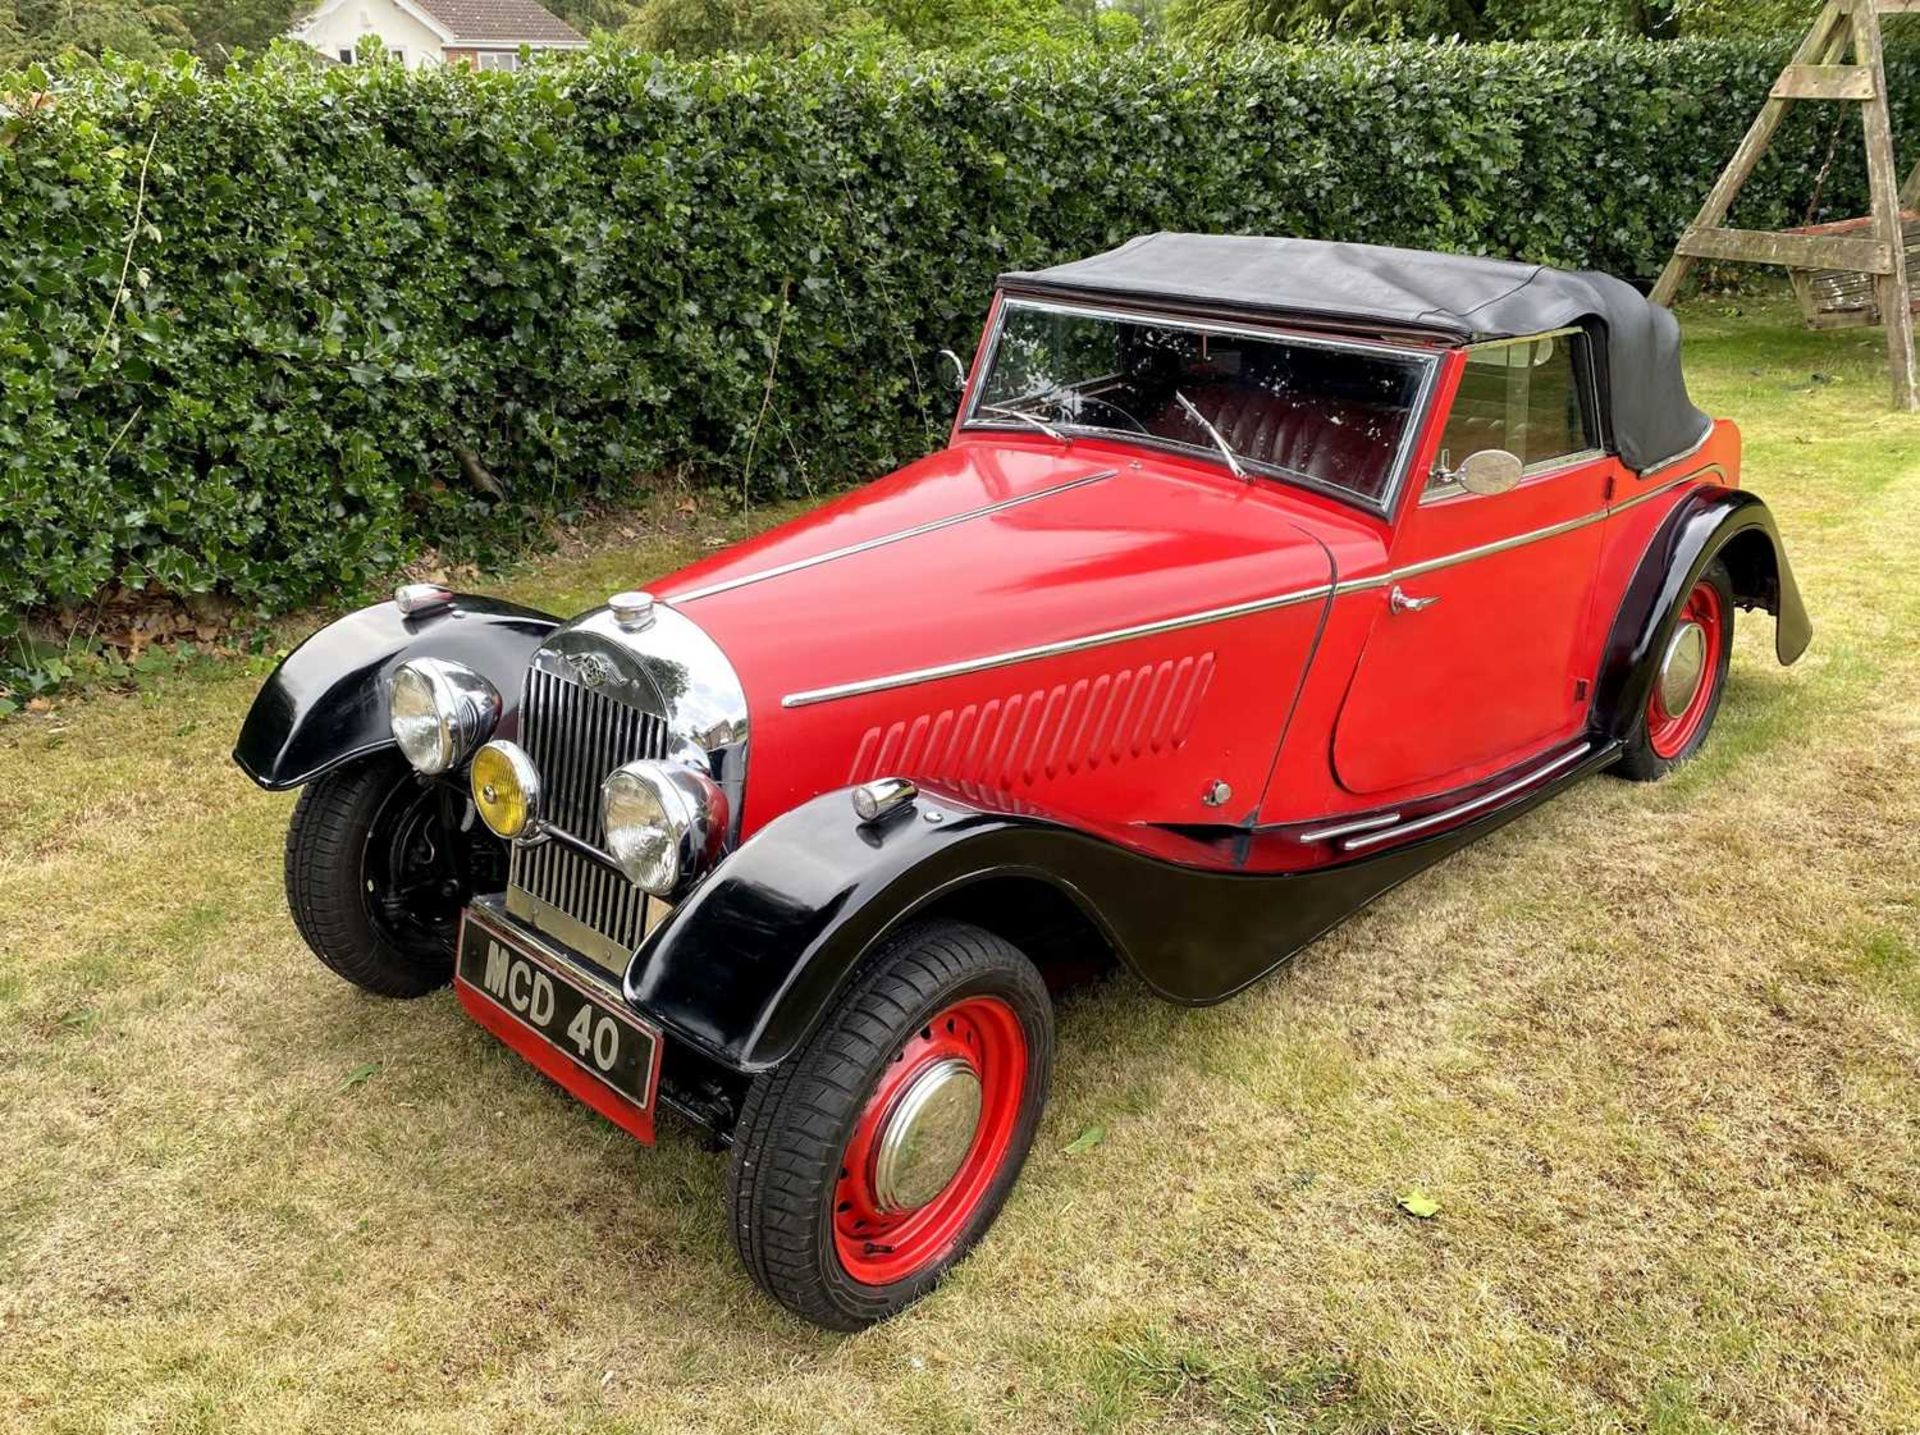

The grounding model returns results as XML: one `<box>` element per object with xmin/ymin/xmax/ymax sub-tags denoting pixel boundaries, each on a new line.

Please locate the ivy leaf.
<box><xmin>1397</xmin><ymin>1187</ymin><xmax>1442</xmax><ymax>1220</ymax></box>
<box><xmin>1063</xmin><ymin>1124</ymin><xmax>1106</xmax><ymax>1155</ymax></box>
<box><xmin>340</xmin><ymin>1061</ymin><xmax>382</xmax><ymax>1091</ymax></box>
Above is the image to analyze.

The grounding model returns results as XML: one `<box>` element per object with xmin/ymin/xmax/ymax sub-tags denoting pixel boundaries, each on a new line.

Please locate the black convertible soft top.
<box><xmin>999</xmin><ymin>233</ymin><xmax>1713</xmax><ymax>475</ymax></box>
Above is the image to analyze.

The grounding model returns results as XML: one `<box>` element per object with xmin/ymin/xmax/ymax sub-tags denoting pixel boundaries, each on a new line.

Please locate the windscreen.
<box><xmin>970</xmin><ymin>301</ymin><xmax>1430</xmax><ymax>507</ymax></box>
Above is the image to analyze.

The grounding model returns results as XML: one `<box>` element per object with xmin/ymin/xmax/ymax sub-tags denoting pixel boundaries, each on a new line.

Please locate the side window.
<box><xmin>1431</xmin><ymin>332</ymin><xmax>1597</xmax><ymax>493</ymax></box>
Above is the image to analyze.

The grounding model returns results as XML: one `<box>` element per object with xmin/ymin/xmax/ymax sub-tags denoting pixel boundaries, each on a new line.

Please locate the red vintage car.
<box><xmin>236</xmin><ymin>234</ymin><xmax>1810</xmax><ymax>1329</ymax></box>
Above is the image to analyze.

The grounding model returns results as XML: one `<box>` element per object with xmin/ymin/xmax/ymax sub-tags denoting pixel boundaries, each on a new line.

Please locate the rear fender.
<box><xmin>233</xmin><ymin>594</ymin><xmax>560</xmax><ymax>790</ymax></box>
<box><xmin>1596</xmin><ymin>488</ymin><xmax>1810</xmax><ymax>741</ymax></box>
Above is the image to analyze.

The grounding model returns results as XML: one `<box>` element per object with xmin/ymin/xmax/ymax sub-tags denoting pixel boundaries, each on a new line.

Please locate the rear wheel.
<box><xmin>1613</xmin><ymin>560</ymin><xmax>1734</xmax><ymax>782</ymax></box>
<box><xmin>284</xmin><ymin>752</ymin><xmax>504</xmax><ymax>997</ymax></box>
<box><xmin>727</xmin><ymin>920</ymin><xmax>1053</xmax><ymax>1330</ymax></box>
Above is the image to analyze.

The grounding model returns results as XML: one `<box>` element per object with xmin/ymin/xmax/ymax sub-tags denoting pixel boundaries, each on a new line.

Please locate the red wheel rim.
<box><xmin>833</xmin><ymin>995</ymin><xmax>1027</xmax><ymax>1287</ymax></box>
<box><xmin>1646</xmin><ymin>579</ymin><xmax>1725</xmax><ymax>760</ymax></box>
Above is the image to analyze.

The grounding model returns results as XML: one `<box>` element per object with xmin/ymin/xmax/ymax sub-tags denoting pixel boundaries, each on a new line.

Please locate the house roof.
<box><xmin>411</xmin><ymin>0</ymin><xmax>584</xmax><ymax>44</ymax></box>
<box><xmin>1001</xmin><ymin>233</ymin><xmax>1712</xmax><ymax>475</ymax></box>
<box><xmin>291</xmin><ymin>0</ymin><xmax>586</xmax><ymax>45</ymax></box>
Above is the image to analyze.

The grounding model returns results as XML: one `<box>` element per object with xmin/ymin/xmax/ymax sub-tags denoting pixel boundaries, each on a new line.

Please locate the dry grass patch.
<box><xmin>2</xmin><ymin>295</ymin><xmax>1917</xmax><ymax>1434</ymax></box>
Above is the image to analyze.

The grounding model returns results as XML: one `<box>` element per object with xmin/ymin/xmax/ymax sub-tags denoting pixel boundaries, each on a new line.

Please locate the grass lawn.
<box><xmin>2</xmin><ymin>295</ymin><xmax>1917</xmax><ymax>1435</ymax></box>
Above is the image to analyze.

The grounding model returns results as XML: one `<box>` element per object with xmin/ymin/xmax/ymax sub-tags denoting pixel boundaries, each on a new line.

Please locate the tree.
<box><xmin>179</xmin><ymin>0</ymin><xmax>307</xmax><ymax>61</ymax></box>
<box><xmin>1667</xmin><ymin>0</ymin><xmax>1808</xmax><ymax>35</ymax></box>
<box><xmin>539</xmin><ymin>0</ymin><xmax>642</xmax><ymax>38</ymax></box>
<box><xmin>0</xmin><ymin>0</ymin><xmax>309</xmax><ymax>65</ymax></box>
<box><xmin>3</xmin><ymin>0</ymin><xmax>193</xmax><ymax>64</ymax></box>
<box><xmin>626</xmin><ymin>0</ymin><xmax>839</xmax><ymax>54</ymax></box>
<box><xmin>625</xmin><ymin>0</ymin><xmax>1115</xmax><ymax>55</ymax></box>
<box><xmin>1159</xmin><ymin>0</ymin><xmax>1816</xmax><ymax>40</ymax></box>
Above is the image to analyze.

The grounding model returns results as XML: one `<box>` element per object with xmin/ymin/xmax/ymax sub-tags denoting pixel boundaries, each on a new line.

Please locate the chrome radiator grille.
<box><xmin>506</xmin><ymin>664</ymin><xmax>670</xmax><ymax>967</ymax></box>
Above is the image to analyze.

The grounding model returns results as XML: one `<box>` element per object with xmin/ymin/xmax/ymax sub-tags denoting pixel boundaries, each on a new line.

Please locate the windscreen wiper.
<box><xmin>1174</xmin><ymin>391</ymin><xmax>1247</xmax><ymax>480</ymax></box>
<box><xmin>981</xmin><ymin>402</ymin><xmax>1069</xmax><ymax>443</ymax></box>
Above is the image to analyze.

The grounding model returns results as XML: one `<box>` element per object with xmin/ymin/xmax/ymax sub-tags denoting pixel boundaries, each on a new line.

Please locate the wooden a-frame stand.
<box><xmin>1652</xmin><ymin>0</ymin><xmax>1919</xmax><ymax>410</ymax></box>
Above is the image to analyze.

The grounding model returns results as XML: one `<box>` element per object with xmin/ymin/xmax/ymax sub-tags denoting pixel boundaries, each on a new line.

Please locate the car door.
<box><xmin>1332</xmin><ymin>330</ymin><xmax>1613</xmax><ymax>796</ymax></box>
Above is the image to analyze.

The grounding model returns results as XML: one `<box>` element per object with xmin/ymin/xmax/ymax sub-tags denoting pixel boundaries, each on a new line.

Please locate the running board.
<box><xmin>1338</xmin><ymin>742</ymin><xmax>1597</xmax><ymax>854</ymax></box>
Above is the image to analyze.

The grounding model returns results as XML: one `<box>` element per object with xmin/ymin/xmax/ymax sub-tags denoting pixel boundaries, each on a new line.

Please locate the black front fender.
<box><xmin>1596</xmin><ymin>487</ymin><xmax>1810</xmax><ymax>740</ymax></box>
<box><xmin>233</xmin><ymin>594</ymin><xmax>560</xmax><ymax>790</ymax></box>
<box><xmin>625</xmin><ymin>791</ymin><xmax>1086</xmax><ymax>1073</ymax></box>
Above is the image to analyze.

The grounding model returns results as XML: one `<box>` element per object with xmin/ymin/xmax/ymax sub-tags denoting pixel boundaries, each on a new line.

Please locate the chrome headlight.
<box><xmin>600</xmin><ymin>760</ymin><xmax>728</xmax><ymax>897</ymax></box>
<box><xmin>388</xmin><ymin>657</ymin><xmax>500</xmax><ymax>775</ymax></box>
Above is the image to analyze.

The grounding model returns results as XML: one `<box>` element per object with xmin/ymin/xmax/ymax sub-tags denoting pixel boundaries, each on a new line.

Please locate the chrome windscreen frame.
<box><xmin>959</xmin><ymin>295</ymin><xmax>1443</xmax><ymax>519</ymax></box>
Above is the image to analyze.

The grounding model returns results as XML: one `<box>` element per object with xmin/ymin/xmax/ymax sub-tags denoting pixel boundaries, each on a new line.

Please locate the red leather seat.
<box><xmin>1155</xmin><ymin>382</ymin><xmax>1400</xmax><ymax>500</ymax></box>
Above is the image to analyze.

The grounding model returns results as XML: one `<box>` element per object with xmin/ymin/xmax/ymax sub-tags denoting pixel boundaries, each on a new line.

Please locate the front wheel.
<box><xmin>283</xmin><ymin>752</ymin><xmax>505</xmax><ymax>997</ymax></box>
<box><xmin>727</xmin><ymin>919</ymin><xmax>1053</xmax><ymax>1330</ymax></box>
<box><xmin>1612</xmin><ymin>559</ymin><xmax>1734</xmax><ymax>783</ymax></box>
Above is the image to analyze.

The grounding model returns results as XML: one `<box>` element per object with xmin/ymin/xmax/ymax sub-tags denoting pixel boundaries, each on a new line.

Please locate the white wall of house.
<box><xmin>299</xmin><ymin>0</ymin><xmax>448</xmax><ymax>68</ymax></box>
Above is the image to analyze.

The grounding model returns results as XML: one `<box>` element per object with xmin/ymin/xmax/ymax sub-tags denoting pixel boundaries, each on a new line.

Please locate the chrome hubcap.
<box><xmin>1658</xmin><ymin>620</ymin><xmax>1707</xmax><ymax>718</ymax></box>
<box><xmin>871</xmin><ymin>1057</ymin><xmax>982</xmax><ymax>1213</ymax></box>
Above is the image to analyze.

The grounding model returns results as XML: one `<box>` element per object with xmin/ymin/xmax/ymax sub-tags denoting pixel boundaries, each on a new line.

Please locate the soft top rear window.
<box><xmin>967</xmin><ymin>300</ymin><xmax>1433</xmax><ymax>510</ymax></box>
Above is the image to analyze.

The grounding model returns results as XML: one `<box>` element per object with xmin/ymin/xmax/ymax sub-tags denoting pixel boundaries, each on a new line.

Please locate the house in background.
<box><xmin>290</xmin><ymin>0</ymin><xmax>587</xmax><ymax>71</ymax></box>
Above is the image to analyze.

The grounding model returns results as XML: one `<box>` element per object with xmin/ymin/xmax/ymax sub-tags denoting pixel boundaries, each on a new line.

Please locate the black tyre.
<box><xmin>727</xmin><ymin>919</ymin><xmax>1054</xmax><ymax>1330</ymax></box>
<box><xmin>284</xmin><ymin>752</ymin><xmax>503</xmax><ymax>998</ymax></box>
<box><xmin>1613</xmin><ymin>559</ymin><xmax>1735</xmax><ymax>783</ymax></box>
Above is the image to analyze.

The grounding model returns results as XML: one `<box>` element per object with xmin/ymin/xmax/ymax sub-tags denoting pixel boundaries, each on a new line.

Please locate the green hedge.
<box><xmin>3</xmin><ymin>39</ymin><xmax>1914</xmax><ymax>644</ymax></box>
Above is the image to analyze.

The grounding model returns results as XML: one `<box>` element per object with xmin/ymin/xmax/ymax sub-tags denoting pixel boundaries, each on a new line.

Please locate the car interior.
<box><xmin>978</xmin><ymin>312</ymin><xmax>1426</xmax><ymax>504</ymax></box>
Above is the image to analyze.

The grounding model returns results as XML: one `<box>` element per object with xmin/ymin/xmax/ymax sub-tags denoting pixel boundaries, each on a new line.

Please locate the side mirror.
<box><xmin>1455</xmin><ymin>448</ymin><xmax>1524</xmax><ymax>496</ymax></box>
<box><xmin>939</xmin><ymin>349</ymin><xmax>967</xmax><ymax>391</ymax></box>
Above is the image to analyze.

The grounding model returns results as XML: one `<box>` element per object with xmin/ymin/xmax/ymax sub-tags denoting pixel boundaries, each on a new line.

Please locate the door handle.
<box><xmin>1389</xmin><ymin>584</ymin><xmax>1439</xmax><ymax>614</ymax></box>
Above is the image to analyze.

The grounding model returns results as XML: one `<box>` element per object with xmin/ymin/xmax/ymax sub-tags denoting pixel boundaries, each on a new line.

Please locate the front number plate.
<box><xmin>455</xmin><ymin>909</ymin><xmax>660</xmax><ymax>1113</ymax></box>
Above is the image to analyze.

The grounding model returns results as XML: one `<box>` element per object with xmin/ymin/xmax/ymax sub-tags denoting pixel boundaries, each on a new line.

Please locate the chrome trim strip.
<box><xmin>1390</xmin><ymin>508</ymin><xmax>1602</xmax><ymax>583</ymax></box>
<box><xmin>1632</xmin><ymin>425</ymin><xmax>1714</xmax><ymax>478</ymax></box>
<box><xmin>1333</xmin><ymin>467</ymin><xmax>1713</xmax><ymax>596</ymax></box>
<box><xmin>671</xmin><ymin>469</ymin><xmax>1118</xmax><ymax>604</ymax></box>
<box><xmin>779</xmin><ymin>465</ymin><xmax>1722</xmax><ymax>709</ymax></box>
<box><xmin>1339</xmin><ymin>741</ymin><xmax>1593</xmax><ymax>853</ymax></box>
<box><xmin>780</xmin><ymin>581</ymin><xmax>1335</xmax><ymax>708</ymax></box>
<box><xmin>1295</xmin><ymin>811</ymin><xmax>1403</xmax><ymax>843</ymax></box>
<box><xmin>1611</xmin><ymin>465</ymin><xmax>1720</xmax><ymax>514</ymax></box>
<box><xmin>1297</xmin><ymin>814</ymin><xmax>1405</xmax><ymax>849</ymax></box>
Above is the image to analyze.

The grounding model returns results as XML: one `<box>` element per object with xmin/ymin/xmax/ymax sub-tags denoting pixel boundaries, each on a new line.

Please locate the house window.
<box><xmin>1432</xmin><ymin>331</ymin><xmax>1599</xmax><ymax>491</ymax></box>
<box><xmin>390</xmin><ymin>46</ymin><xmax>406</xmax><ymax>64</ymax></box>
<box><xmin>338</xmin><ymin>46</ymin><xmax>354</xmax><ymax>62</ymax></box>
<box><xmin>476</xmin><ymin>50</ymin><xmax>520</xmax><ymax>71</ymax></box>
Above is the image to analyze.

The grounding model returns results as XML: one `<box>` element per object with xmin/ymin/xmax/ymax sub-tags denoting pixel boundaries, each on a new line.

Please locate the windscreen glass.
<box><xmin>969</xmin><ymin>301</ymin><xmax>1430</xmax><ymax>507</ymax></box>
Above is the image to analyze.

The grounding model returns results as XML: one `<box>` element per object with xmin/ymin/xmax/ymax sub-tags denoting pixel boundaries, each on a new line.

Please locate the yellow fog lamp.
<box><xmin>470</xmin><ymin>740</ymin><xmax>542</xmax><ymax>840</ymax></box>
